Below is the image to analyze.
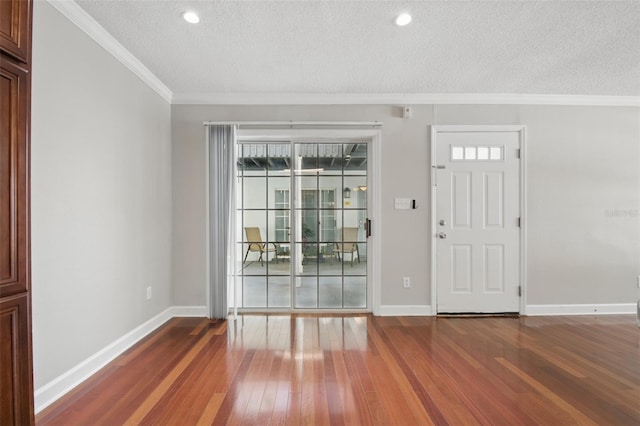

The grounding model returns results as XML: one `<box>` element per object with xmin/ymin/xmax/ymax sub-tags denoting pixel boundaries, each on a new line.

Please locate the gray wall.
<box><xmin>31</xmin><ymin>1</ymin><xmax>172</xmax><ymax>388</ymax></box>
<box><xmin>172</xmin><ymin>104</ymin><xmax>640</xmax><ymax>308</ymax></box>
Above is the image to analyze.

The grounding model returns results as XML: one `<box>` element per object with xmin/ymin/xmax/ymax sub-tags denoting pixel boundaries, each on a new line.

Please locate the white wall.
<box><xmin>172</xmin><ymin>104</ymin><xmax>639</xmax><ymax>309</ymax></box>
<box><xmin>31</xmin><ymin>1</ymin><xmax>172</xmax><ymax>389</ymax></box>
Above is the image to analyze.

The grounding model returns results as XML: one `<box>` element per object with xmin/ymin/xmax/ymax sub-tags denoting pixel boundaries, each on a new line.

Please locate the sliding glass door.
<box><xmin>236</xmin><ymin>143</ymin><xmax>292</xmax><ymax>309</ymax></box>
<box><xmin>235</xmin><ymin>141</ymin><xmax>368</xmax><ymax>311</ymax></box>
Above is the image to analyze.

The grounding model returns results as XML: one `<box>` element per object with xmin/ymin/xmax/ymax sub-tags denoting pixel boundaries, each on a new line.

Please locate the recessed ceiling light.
<box><xmin>182</xmin><ymin>11</ymin><xmax>200</xmax><ymax>24</ymax></box>
<box><xmin>395</xmin><ymin>13</ymin><xmax>412</xmax><ymax>26</ymax></box>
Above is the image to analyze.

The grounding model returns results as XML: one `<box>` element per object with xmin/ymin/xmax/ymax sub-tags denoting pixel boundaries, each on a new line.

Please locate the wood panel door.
<box><xmin>0</xmin><ymin>0</ymin><xmax>31</xmax><ymax>62</ymax></box>
<box><xmin>1</xmin><ymin>293</ymin><xmax>32</xmax><ymax>424</ymax></box>
<box><xmin>432</xmin><ymin>126</ymin><xmax>523</xmax><ymax>314</ymax></box>
<box><xmin>0</xmin><ymin>0</ymin><xmax>33</xmax><ymax>423</ymax></box>
<box><xmin>1</xmin><ymin>57</ymin><xmax>30</xmax><ymax>298</ymax></box>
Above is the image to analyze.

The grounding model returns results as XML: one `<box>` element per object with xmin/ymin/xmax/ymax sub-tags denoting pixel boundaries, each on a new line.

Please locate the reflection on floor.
<box><xmin>237</xmin><ymin>259</ymin><xmax>367</xmax><ymax>309</ymax></box>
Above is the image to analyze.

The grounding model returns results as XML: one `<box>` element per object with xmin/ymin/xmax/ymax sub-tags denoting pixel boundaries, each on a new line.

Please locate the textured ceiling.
<box><xmin>74</xmin><ymin>0</ymin><xmax>640</xmax><ymax>97</ymax></box>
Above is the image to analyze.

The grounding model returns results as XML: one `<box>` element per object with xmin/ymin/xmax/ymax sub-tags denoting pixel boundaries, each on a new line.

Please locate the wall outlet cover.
<box><xmin>403</xmin><ymin>276</ymin><xmax>411</xmax><ymax>288</ymax></box>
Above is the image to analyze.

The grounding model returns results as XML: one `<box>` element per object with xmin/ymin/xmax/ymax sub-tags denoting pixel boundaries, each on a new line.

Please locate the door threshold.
<box><xmin>231</xmin><ymin>309</ymin><xmax>371</xmax><ymax>315</ymax></box>
<box><xmin>437</xmin><ymin>312</ymin><xmax>520</xmax><ymax>318</ymax></box>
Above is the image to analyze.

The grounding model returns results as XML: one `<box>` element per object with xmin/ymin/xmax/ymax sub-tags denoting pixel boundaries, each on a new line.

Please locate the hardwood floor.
<box><xmin>37</xmin><ymin>314</ymin><xmax>640</xmax><ymax>425</ymax></box>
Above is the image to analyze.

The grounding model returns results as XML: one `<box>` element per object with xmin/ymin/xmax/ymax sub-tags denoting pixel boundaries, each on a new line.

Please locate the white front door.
<box><xmin>432</xmin><ymin>126</ymin><xmax>523</xmax><ymax>313</ymax></box>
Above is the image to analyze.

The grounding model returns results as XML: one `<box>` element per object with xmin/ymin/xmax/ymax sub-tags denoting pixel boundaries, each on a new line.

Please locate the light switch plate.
<box><xmin>395</xmin><ymin>198</ymin><xmax>412</xmax><ymax>210</ymax></box>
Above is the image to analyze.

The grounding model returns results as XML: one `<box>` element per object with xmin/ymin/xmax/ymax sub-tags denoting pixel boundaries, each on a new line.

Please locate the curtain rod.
<box><xmin>203</xmin><ymin>121</ymin><xmax>382</xmax><ymax>128</ymax></box>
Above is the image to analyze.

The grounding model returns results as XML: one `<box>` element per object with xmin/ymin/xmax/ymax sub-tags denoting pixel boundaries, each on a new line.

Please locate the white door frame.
<box><xmin>430</xmin><ymin>125</ymin><xmax>527</xmax><ymax>314</ymax></box>
<box><xmin>209</xmin><ymin>126</ymin><xmax>382</xmax><ymax>314</ymax></box>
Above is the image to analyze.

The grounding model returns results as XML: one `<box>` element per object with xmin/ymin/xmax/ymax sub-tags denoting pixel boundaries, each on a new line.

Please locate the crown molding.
<box><xmin>172</xmin><ymin>92</ymin><xmax>640</xmax><ymax>107</ymax></box>
<box><xmin>47</xmin><ymin>0</ymin><xmax>173</xmax><ymax>104</ymax></box>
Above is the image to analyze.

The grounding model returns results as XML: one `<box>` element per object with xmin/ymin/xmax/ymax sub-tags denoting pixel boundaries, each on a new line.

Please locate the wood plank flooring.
<box><xmin>36</xmin><ymin>314</ymin><xmax>640</xmax><ymax>425</ymax></box>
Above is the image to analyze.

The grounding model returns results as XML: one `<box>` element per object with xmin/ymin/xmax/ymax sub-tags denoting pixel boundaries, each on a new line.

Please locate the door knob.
<box><xmin>438</xmin><ymin>232</ymin><xmax>447</xmax><ymax>239</ymax></box>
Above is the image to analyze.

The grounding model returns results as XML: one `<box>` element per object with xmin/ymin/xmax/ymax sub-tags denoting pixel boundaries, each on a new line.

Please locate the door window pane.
<box><xmin>451</xmin><ymin>146</ymin><xmax>464</xmax><ymax>160</ymax></box>
<box><xmin>240</xmin><ymin>144</ymin><xmax>267</xmax><ymax>176</ymax></box>
<box><xmin>319</xmin><ymin>276</ymin><xmax>342</xmax><ymax>308</ymax></box>
<box><xmin>271</xmin><ymin>191</ymin><xmax>290</xmax><ymax>243</ymax></box>
<box><xmin>477</xmin><ymin>147</ymin><xmax>489</xmax><ymax>160</ymax></box>
<box><xmin>318</xmin><ymin>144</ymin><xmax>343</xmax><ymax>174</ymax></box>
<box><xmin>318</xmin><ymin>245</ymin><xmax>340</xmax><ymax>276</ymax></box>
<box><xmin>490</xmin><ymin>147</ymin><xmax>503</xmax><ymax>160</ymax></box>
<box><xmin>319</xmin><ymin>176</ymin><xmax>341</xmax><ymax>207</ymax></box>
<box><xmin>243</xmin><ymin>177</ymin><xmax>267</xmax><ymax>209</ymax></box>
<box><xmin>343</xmin><ymin>210</ymin><xmax>364</xmax><ymax>236</ymax></box>
<box><xmin>344</xmin><ymin>277</ymin><xmax>366</xmax><ymax>308</ymax></box>
<box><xmin>243</xmin><ymin>276</ymin><xmax>266</xmax><ymax>308</ymax></box>
<box><xmin>295</xmin><ymin>144</ymin><xmax>318</xmax><ymax>172</ymax></box>
<box><xmin>268</xmin><ymin>276</ymin><xmax>290</xmax><ymax>307</ymax></box>
<box><xmin>464</xmin><ymin>147</ymin><xmax>477</xmax><ymax>160</ymax></box>
<box><xmin>267</xmin><ymin>144</ymin><xmax>291</xmax><ymax>172</ymax></box>
<box><xmin>343</xmin><ymin>244</ymin><xmax>366</xmax><ymax>276</ymax></box>
<box><xmin>344</xmin><ymin>143</ymin><xmax>367</xmax><ymax>175</ymax></box>
<box><xmin>295</xmin><ymin>277</ymin><xmax>318</xmax><ymax>308</ymax></box>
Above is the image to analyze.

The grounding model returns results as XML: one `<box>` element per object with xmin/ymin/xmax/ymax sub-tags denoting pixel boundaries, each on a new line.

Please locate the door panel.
<box><xmin>435</xmin><ymin>128</ymin><xmax>521</xmax><ymax>313</ymax></box>
<box><xmin>0</xmin><ymin>0</ymin><xmax>31</xmax><ymax>62</ymax></box>
<box><xmin>451</xmin><ymin>245</ymin><xmax>472</xmax><ymax>292</ymax></box>
<box><xmin>293</xmin><ymin>143</ymin><xmax>368</xmax><ymax>309</ymax></box>
<box><xmin>0</xmin><ymin>289</ymin><xmax>32</xmax><ymax>424</ymax></box>
<box><xmin>484</xmin><ymin>244</ymin><xmax>505</xmax><ymax>292</ymax></box>
<box><xmin>0</xmin><ymin>57</ymin><xmax>29</xmax><ymax>298</ymax></box>
<box><xmin>237</xmin><ymin>143</ymin><xmax>292</xmax><ymax>309</ymax></box>
<box><xmin>484</xmin><ymin>172</ymin><xmax>504</xmax><ymax>228</ymax></box>
<box><xmin>452</xmin><ymin>172</ymin><xmax>472</xmax><ymax>228</ymax></box>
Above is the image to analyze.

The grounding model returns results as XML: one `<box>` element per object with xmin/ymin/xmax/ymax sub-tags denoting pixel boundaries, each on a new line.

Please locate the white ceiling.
<box><xmin>72</xmin><ymin>0</ymin><xmax>640</xmax><ymax>100</ymax></box>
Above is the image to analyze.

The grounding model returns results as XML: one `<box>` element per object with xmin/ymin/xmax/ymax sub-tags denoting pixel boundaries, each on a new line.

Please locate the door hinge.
<box><xmin>516</xmin><ymin>149</ymin><xmax>521</xmax><ymax>159</ymax></box>
<box><xmin>432</xmin><ymin>165</ymin><xmax>445</xmax><ymax>186</ymax></box>
<box><xmin>517</xmin><ymin>217</ymin><xmax>521</xmax><ymax>227</ymax></box>
<box><xmin>518</xmin><ymin>286</ymin><xmax>522</xmax><ymax>297</ymax></box>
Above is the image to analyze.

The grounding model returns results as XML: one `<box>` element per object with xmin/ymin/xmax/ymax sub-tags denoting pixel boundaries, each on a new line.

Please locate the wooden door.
<box><xmin>0</xmin><ymin>0</ymin><xmax>34</xmax><ymax>423</ymax></box>
<box><xmin>0</xmin><ymin>0</ymin><xmax>31</xmax><ymax>62</ymax></box>
<box><xmin>433</xmin><ymin>127</ymin><xmax>522</xmax><ymax>313</ymax></box>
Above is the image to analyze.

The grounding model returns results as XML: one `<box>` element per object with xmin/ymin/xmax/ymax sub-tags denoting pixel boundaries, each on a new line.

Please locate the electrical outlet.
<box><xmin>146</xmin><ymin>286</ymin><xmax>152</xmax><ymax>301</ymax></box>
<box><xmin>403</xmin><ymin>276</ymin><xmax>411</xmax><ymax>288</ymax></box>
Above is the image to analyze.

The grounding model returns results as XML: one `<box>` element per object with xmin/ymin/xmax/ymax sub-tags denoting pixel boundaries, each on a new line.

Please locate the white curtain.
<box><xmin>207</xmin><ymin>125</ymin><xmax>236</xmax><ymax>319</ymax></box>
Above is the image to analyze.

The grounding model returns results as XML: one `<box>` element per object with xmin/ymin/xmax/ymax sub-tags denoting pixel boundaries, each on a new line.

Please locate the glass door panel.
<box><xmin>295</xmin><ymin>277</ymin><xmax>318</xmax><ymax>308</ymax></box>
<box><xmin>236</xmin><ymin>142</ymin><xmax>291</xmax><ymax>309</ymax></box>
<box><xmin>293</xmin><ymin>142</ymin><xmax>368</xmax><ymax>309</ymax></box>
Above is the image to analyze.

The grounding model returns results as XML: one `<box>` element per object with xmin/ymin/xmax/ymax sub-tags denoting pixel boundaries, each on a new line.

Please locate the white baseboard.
<box><xmin>34</xmin><ymin>305</ymin><xmax>207</xmax><ymax>414</ymax></box>
<box><xmin>376</xmin><ymin>305</ymin><xmax>433</xmax><ymax>316</ymax></box>
<box><xmin>169</xmin><ymin>305</ymin><xmax>208</xmax><ymax>317</ymax></box>
<box><xmin>525</xmin><ymin>303</ymin><xmax>635</xmax><ymax>316</ymax></box>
